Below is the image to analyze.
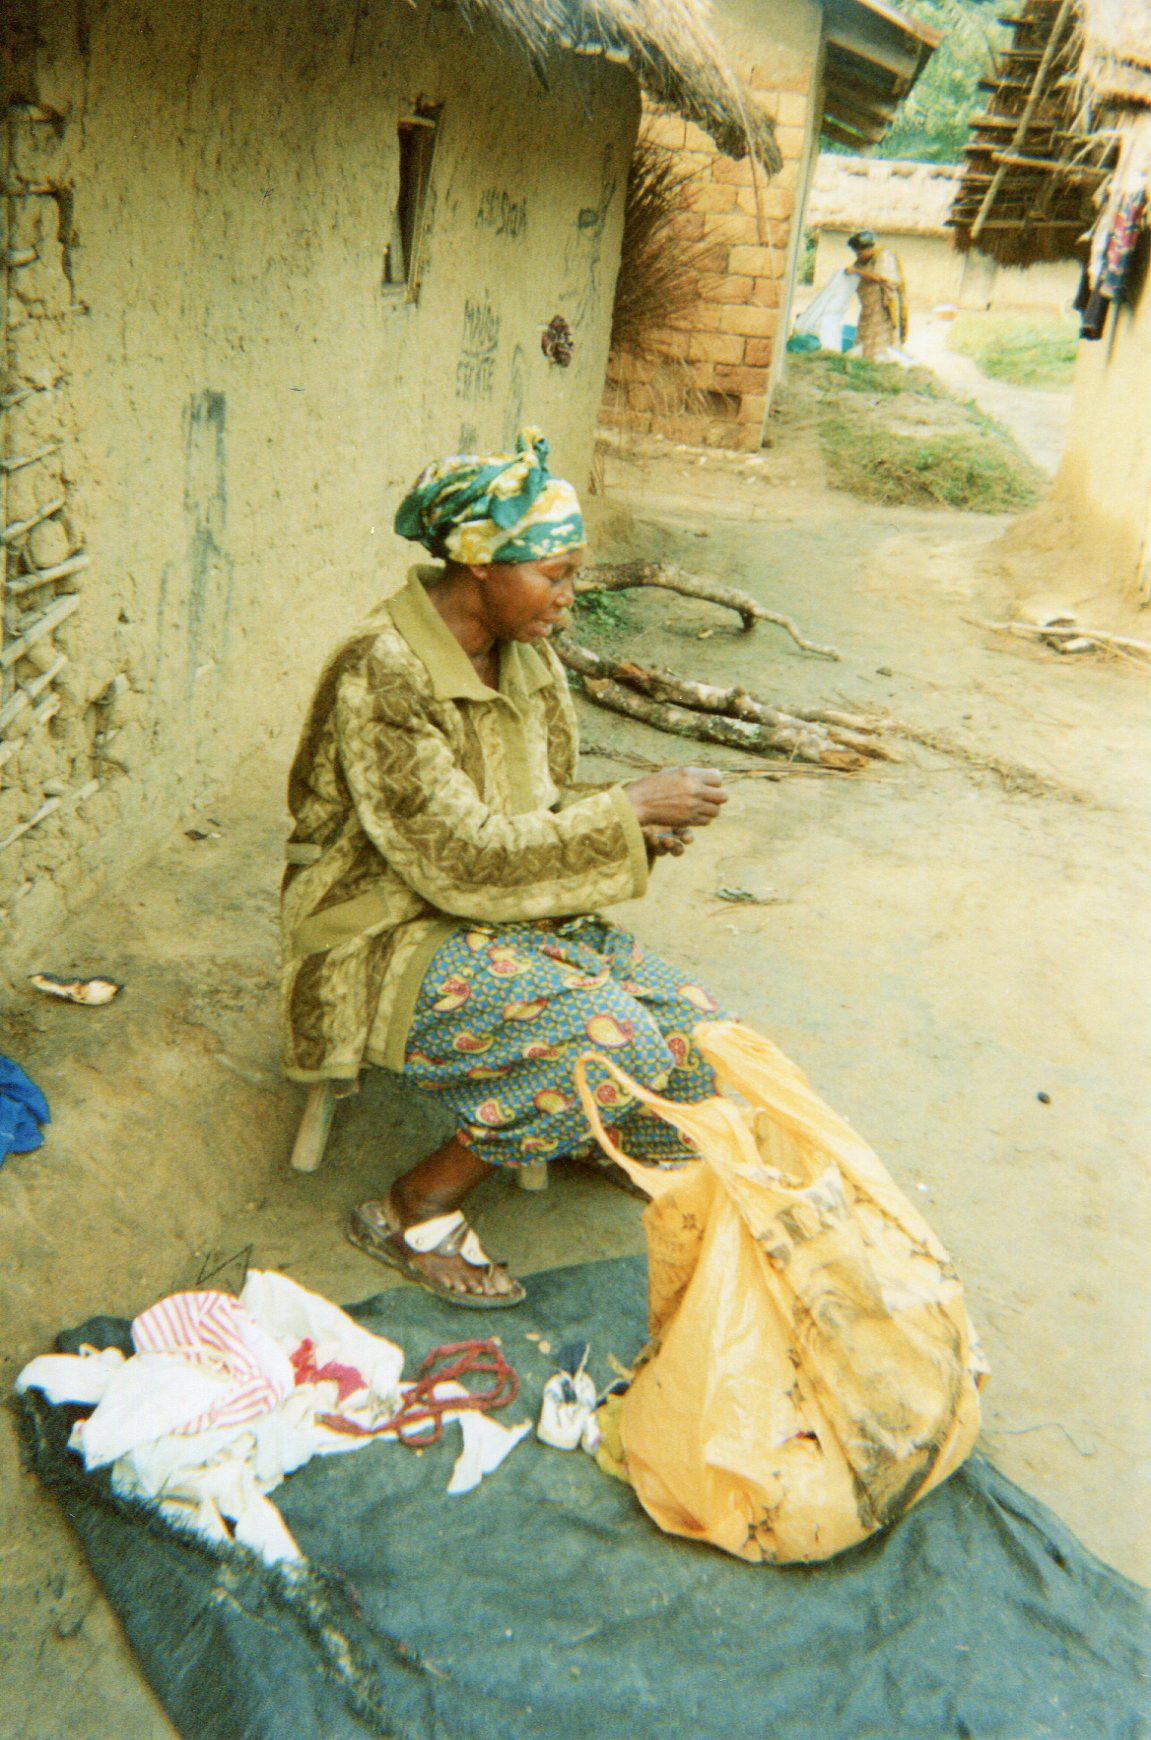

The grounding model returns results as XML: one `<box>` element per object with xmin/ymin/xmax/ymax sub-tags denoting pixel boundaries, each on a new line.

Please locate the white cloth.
<box><xmin>239</xmin><ymin>1268</ymin><xmax>404</xmax><ymax>1404</ymax></box>
<box><xmin>132</xmin><ymin>1287</ymin><xmax>296</xmax><ymax>1434</ymax></box>
<box><xmin>429</xmin><ymin>1381</ymin><xmax>533</xmax><ymax>1495</ymax></box>
<box><xmin>15</xmin><ymin>1345</ymin><xmax>125</xmax><ymax>1406</ymax></box>
<box><xmin>16</xmin><ymin>1270</ymin><xmax>529</xmax><ymax>1564</ymax></box>
<box><xmin>794</xmin><ymin>269</ymin><xmax>858</xmax><ymax>350</ymax></box>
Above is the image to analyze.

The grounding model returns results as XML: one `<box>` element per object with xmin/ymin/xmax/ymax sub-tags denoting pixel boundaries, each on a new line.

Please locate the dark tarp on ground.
<box><xmin>18</xmin><ymin>1256</ymin><xmax>1151</xmax><ymax>1740</ymax></box>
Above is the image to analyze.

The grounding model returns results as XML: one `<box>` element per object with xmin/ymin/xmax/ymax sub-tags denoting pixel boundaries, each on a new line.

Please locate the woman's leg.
<box><xmin>357</xmin><ymin>1136</ymin><xmax>520</xmax><ymax>1300</ymax></box>
<box><xmin>401</xmin><ymin>920</ymin><xmax>728</xmax><ymax>1170</ymax></box>
<box><xmin>577</xmin><ymin>920</ymin><xmax>729</xmax><ymax>1164</ymax></box>
<box><xmin>354</xmin><ymin>919</ymin><xmax>728</xmax><ymax>1299</ymax></box>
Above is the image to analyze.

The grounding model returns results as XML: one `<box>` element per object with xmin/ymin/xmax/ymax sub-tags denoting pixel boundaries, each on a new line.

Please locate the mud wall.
<box><xmin>0</xmin><ymin>0</ymin><xmax>638</xmax><ymax>955</ymax></box>
<box><xmin>1047</xmin><ymin>281</ymin><xmax>1151</xmax><ymax>602</ymax></box>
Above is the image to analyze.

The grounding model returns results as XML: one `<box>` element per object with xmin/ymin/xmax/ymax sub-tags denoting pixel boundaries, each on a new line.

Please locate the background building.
<box><xmin>807</xmin><ymin>154</ymin><xmax>1078</xmax><ymax>310</ymax></box>
<box><xmin>602</xmin><ymin>0</ymin><xmax>938</xmax><ymax>450</ymax></box>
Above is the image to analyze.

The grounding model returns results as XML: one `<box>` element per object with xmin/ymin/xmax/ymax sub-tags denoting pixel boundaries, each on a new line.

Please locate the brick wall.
<box><xmin>603</xmin><ymin>71</ymin><xmax>814</xmax><ymax>452</ymax></box>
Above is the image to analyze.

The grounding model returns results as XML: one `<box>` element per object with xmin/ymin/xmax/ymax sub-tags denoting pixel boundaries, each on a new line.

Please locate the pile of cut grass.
<box><xmin>820</xmin><ymin>416</ymin><xmax>1043</xmax><ymax>510</ymax></box>
<box><xmin>776</xmin><ymin>353</ymin><xmax>1045</xmax><ymax>513</ymax></box>
<box><xmin>947</xmin><ymin>311</ymin><xmax>1079</xmax><ymax>391</ymax></box>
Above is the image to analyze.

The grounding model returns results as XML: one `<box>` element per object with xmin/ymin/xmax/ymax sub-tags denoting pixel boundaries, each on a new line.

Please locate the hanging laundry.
<box><xmin>1079</xmin><ymin>173</ymin><xmax>1148</xmax><ymax>340</ymax></box>
<box><xmin>1099</xmin><ymin>182</ymin><xmax>1147</xmax><ymax>302</ymax></box>
<box><xmin>0</xmin><ymin>1055</ymin><xmax>50</xmax><ymax>1164</ymax></box>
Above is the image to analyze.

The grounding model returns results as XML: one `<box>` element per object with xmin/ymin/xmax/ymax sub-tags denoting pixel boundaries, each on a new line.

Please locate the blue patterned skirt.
<box><xmin>403</xmin><ymin>916</ymin><xmax>728</xmax><ymax>1167</ymax></box>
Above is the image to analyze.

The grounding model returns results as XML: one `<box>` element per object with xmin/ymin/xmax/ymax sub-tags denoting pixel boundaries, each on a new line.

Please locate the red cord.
<box><xmin>319</xmin><ymin>1338</ymin><xmax>519</xmax><ymax>1447</ymax></box>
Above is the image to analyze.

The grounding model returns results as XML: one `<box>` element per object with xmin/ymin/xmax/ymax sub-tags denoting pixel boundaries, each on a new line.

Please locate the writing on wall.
<box><xmin>456</xmin><ymin>297</ymin><xmax>500</xmax><ymax>402</ymax></box>
<box><xmin>476</xmin><ymin>189</ymin><xmax>527</xmax><ymax>240</ymax></box>
<box><xmin>562</xmin><ymin>145</ymin><xmax>619</xmax><ymax>331</ymax></box>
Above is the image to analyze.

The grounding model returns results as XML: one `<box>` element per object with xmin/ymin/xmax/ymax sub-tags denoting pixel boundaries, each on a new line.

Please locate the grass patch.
<box><xmin>947</xmin><ymin>312</ymin><xmax>1079</xmax><ymax>391</ymax></box>
<box><xmin>776</xmin><ymin>353</ymin><xmax>1045</xmax><ymax>513</ymax></box>
<box><xmin>820</xmin><ymin>416</ymin><xmax>1043</xmax><ymax>510</ymax></box>
<box><xmin>811</xmin><ymin>354</ymin><xmax>948</xmax><ymax>399</ymax></box>
<box><xmin>572</xmin><ymin>590</ymin><xmax>635</xmax><ymax>640</ymax></box>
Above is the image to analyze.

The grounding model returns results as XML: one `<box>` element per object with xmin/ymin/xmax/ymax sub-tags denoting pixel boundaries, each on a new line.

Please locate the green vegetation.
<box><xmin>820</xmin><ymin>418</ymin><xmax>1043</xmax><ymax>510</ymax></box>
<box><xmin>777</xmin><ymin>353</ymin><xmax>1045</xmax><ymax>512</ymax></box>
<box><xmin>947</xmin><ymin>311</ymin><xmax>1080</xmax><ymax>390</ymax></box>
<box><xmin>871</xmin><ymin>0</ymin><xmax>1004</xmax><ymax>164</ymax></box>
<box><xmin>572</xmin><ymin>589</ymin><xmax>635</xmax><ymax>640</ymax></box>
<box><xmin>799</xmin><ymin>227</ymin><xmax>817</xmax><ymax>286</ymax></box>
<box><xmin>814</xmin><ymin>354</ymin><xmax>948</xmax><ymax>399</ymax></box>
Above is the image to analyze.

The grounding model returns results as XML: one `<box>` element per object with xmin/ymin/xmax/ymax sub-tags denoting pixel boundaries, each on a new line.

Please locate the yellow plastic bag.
<box><xmin>574</xmin><ymin>1020</ymin><xmax>988</xmax><ymax>1564</ymax></box>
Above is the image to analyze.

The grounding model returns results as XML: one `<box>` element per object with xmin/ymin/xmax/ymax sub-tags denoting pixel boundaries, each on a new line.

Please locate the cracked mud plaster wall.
<box><xmin>0</xmin><ymin>0</ymin><xmax>638</xmax><ymax>953</ymax></box>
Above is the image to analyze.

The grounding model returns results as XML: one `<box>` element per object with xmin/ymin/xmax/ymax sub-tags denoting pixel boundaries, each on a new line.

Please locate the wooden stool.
<box><xmin>288</xmin><ymin>1081</ymin><xmax>548</xmax><ymax>1189</ymax></box>
<box><xmin>289</xmin><ymin>1082</ymin><xmax>338</xmax><ymax>1173</ymax></box>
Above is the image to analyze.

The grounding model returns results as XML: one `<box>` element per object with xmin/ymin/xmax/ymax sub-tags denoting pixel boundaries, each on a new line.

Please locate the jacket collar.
<box><xmin>389</xmin><ymin>567</ymin><xmax>555</xmax><ymax>704</ymax></box>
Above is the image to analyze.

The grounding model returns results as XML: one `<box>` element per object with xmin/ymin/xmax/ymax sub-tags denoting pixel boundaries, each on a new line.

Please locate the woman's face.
<box><xmin>477</xmin><ymin>548</ymin><xmax>583</xmax><ymax>643</ymax></box>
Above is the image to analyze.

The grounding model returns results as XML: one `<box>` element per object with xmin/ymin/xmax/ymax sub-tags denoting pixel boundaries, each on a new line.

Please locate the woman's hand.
<box><xmin>642</xmin><ymin>825</ymin><xmax>692</xmax><ymax>863</ymax></box>
<box><xmin>625</xmin><ymin>767</ymin><xmax>727</xmax><ymax>830</ymax></box>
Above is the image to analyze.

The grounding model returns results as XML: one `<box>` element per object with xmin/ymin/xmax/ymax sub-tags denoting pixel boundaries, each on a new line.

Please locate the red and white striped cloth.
<box><xmin>132</xmin><ymin>1290</ymin><xmax>295</xmax><ymax>1436</ymax></box>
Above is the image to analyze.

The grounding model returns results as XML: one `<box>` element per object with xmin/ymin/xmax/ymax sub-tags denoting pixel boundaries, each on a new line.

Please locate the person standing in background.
<box><xmin>847</xmin><ymin>229</ymin><xmax>908</xmax><ymax>360</ymax></box>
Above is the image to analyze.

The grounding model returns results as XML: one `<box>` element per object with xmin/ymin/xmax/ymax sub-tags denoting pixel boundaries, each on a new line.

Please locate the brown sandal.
<box><xmin>347</xmin><ymin>1198</ymin><xmax>526</xmax><ymax>1310</ymax></box>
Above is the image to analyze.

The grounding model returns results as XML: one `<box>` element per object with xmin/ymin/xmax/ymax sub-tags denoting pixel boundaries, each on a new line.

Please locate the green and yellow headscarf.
<box><xmin>394</xmin><ymin>427</ymin><xmax>584</xmax><ymax>566</ymax></box>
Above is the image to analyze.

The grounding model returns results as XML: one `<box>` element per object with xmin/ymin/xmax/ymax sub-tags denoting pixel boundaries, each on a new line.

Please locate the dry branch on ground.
<box><xmin>574</xmin><ymin>561</ymin><xmax>841</xmax><ymax>657</ymax></box>
<box><xmin>554</xmin><ymin>635</ymin><xmax>891</xmax><ymax>770</ymax></box>
<box><xmin>970</xmin><ymin>617</ymin><xmax>1151</xmax><ymax>666</ymax></box>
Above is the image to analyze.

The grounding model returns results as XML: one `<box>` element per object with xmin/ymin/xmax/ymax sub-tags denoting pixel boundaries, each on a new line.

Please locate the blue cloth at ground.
<box><xmin>19</xmin><ymin>1257</ymin><xmax>1151</xmax><ymax>1740</ymax></box>
<box><xmin>0</xmin><ymin>1055</ymin><xmax>50</xmax><ymax>1163</ymax></box>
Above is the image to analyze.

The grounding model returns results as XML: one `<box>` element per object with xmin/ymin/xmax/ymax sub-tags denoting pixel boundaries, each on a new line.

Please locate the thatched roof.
<box><xmin>451</xmin><ymin>0</ymin><xmax>781</xmax><ymax>167</ymax></box>
<box><xmin>949</xmin><ymin>0</ymin><xmax>1151</xmax><ymax>265</ymax></box>
<box><xmin>1080</xmin><ymin>0</ymin><xmax>1151</xmax><ymax>104</ymax></box>
<box><xmin>808</xmin><ymin>154</ymin><xmax>960</xmax><ymax>236</ymax></box>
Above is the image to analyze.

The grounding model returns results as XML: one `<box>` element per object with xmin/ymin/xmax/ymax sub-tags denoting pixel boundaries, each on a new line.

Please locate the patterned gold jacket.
<box><xmin>280</xmin><ymin>568</ymin><xmax>649</xmax><ymax>1081</ymax></box>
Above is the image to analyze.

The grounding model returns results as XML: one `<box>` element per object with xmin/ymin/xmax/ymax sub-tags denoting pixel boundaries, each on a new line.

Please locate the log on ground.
<box><xmin>578</xmin><ymin>675</ymin><xmax>866</xmax><ymax>770</ymax></box>
<box><xmin>574</xmin><ymin>561</ymin><xmax>840</xmax><ymax>658</ymax></box>
<box><xmin>554</xmin><ymin>635</ymin><xmax>896</xmax><ymax>763</ymax></box>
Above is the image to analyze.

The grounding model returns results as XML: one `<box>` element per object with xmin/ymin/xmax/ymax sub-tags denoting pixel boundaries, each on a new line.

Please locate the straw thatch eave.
<box><xmin>808</xmin><ymin>154</ymin><xmax>960</xmax><ymax>236</ymax></box>
<box><xmin>449</xmin><ymin>0</ymin><xmax>781</xmax><ymax>167</ymax></box>
<box><xmin>1079</xmin><ymin>0</ymin><xmax>1149</xmax><ymax>91</ymax></box>
<box><xmin>1081</xmin><ymin>0</ymin><xmax>1151</xmax><ymax>104</ymax></box>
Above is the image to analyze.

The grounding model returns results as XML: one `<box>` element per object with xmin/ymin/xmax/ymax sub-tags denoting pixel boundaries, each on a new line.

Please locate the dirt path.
<box><xmin>2</xmin><ymin>446</ymin><xmax>1148</xmax><ymax>1737</ymax></box>
<box><xmin>907</xmin><ymin>314</ymin><xmax>1073</xmax><ymax>476</ymax></box>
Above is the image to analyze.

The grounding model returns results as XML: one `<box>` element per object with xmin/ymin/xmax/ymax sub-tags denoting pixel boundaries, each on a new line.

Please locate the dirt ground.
<box><xmin>907</xmin><ymin>313</ymin><xmax>1072</xmax><ymax>477</ymax></box>
<box><xmin>2</xmin><ymin>433</ymin><xmax>1149</xmax><ymax>1738</ymax></box>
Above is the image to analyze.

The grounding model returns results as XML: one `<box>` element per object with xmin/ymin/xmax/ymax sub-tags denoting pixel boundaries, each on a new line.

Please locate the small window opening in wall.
<box><xmin>384</xmin><ymin>106</ymin><xmax>440</xmax><ymax>298</ymax></box>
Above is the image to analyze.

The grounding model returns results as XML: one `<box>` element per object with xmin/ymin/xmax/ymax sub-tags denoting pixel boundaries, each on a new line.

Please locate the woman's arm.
<box><xmin>335</xmin><ymin>658</ymin><xmax>649</xmax><ymax>922</ymax></box>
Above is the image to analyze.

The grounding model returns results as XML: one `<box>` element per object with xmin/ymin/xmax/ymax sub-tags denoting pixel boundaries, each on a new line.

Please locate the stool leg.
<box><xmin>517</xmin><ymin>1160</ymin><xmax>549</xmax><ymax>1192</ymax></box>
<box><xmin>290</xmin><ymin>1082</ymin><xmax>335</xmax><ymax>1173</ymax></box>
